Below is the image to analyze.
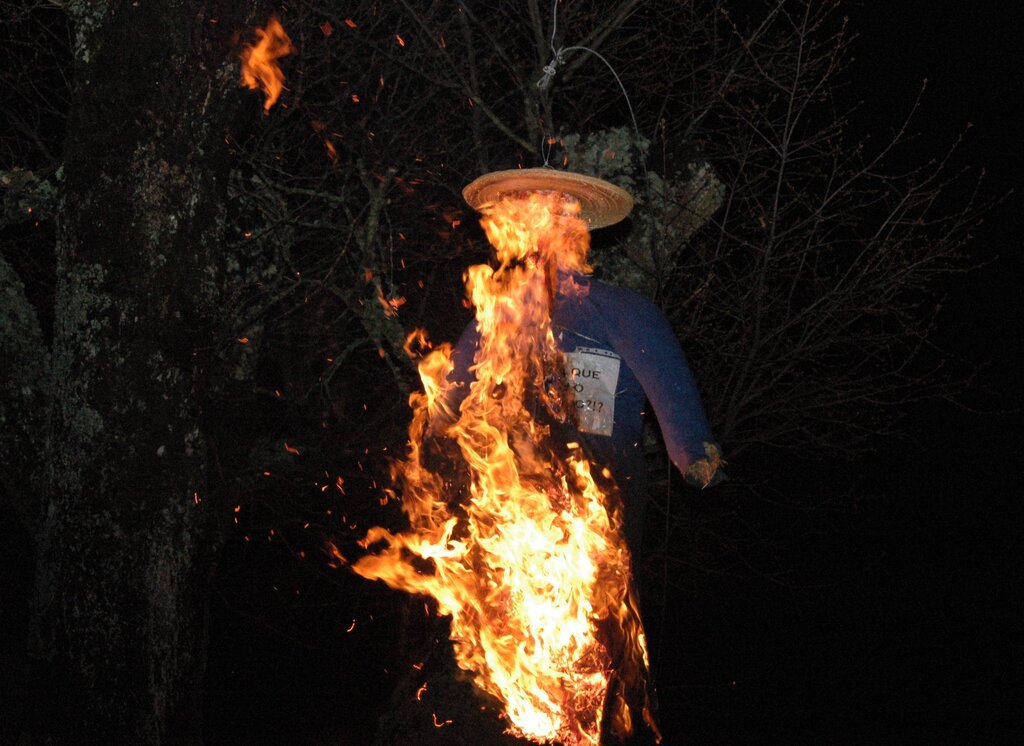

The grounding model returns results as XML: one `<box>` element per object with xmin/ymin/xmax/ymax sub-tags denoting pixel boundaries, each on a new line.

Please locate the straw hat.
<box><xmin>462</xmin><ymin>168</ymin><xmax>633</xmax><ymax>229</ymax></box>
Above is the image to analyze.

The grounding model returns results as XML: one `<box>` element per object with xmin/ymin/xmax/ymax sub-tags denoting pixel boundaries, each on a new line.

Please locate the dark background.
<box><xmin>198</xmin><ymin>3</ymin><xmax>1022</xmax><ymax>744</ymax></box>
<box><xmin>847</xmin><ymin>1</ymin><xmax>1022</xmax><ymax>739</ymax></box>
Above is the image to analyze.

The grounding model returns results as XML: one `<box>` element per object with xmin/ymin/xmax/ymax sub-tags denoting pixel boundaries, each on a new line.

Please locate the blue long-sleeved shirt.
<box><xmin>447</xmin><ymin>273</ymin><xmax>718</xmax><ymax>551</ymax></box>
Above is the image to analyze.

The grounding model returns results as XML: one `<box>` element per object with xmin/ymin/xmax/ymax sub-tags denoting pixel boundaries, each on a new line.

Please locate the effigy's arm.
<box><xmin>600</xmin><ymin>285</ymin><xmax>724</xmax><ymax>487</ymax></box>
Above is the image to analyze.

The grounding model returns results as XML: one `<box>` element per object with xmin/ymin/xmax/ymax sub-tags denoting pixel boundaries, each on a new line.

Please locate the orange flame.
<box><xmin>351</xmin><ymin>193</ymin><xmax>660</xmax><ymax>743</ymax></box>
<box><xmin>240</xmin><ymin>16</ymin><xmax>295</xmax><ymax>112</ymax></box>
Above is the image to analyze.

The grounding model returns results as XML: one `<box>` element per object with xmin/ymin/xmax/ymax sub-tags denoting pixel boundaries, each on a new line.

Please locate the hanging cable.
<box><xmin>536</xmin><ymin>0</ymin><xmax>641</xmax><ymax>143</ymax></box>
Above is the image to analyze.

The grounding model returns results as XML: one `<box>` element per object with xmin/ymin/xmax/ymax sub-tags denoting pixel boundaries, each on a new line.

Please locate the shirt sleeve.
<box><xmin>596</xmin><ymin>284</ymin><xmax>719</xmax><ymax>479</ymax></box>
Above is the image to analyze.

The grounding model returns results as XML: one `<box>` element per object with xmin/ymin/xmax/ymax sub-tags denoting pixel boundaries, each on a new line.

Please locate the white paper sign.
<box><xmin>565</xmin><ymin>346</ymin><xmax>621</xmax><ymax>436</ymax></box>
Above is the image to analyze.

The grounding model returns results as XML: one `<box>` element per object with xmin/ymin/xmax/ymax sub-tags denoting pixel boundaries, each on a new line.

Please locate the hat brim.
<box><xmin>462</xmin><ymin>168</ymin><xmax>633</xmax><ymax>230</ymax></box>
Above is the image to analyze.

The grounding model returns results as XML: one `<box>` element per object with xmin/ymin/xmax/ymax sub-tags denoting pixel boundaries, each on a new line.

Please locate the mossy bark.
<box><xmin>23</xmin><ymin>2</ymin><xmax>262</xmax><ymax>742</ymax></box>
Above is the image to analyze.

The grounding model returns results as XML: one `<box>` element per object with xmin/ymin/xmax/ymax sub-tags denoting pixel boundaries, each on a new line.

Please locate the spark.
<box><xmin>432</xmin><ymin>713</ymin><xmax>452</xmax><ymax>728</ymax></box>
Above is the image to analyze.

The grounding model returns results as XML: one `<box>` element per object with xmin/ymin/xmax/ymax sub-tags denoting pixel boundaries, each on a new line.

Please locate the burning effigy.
<box><xmin>351</xmin><ymin>169</ymin><xmax>720</xmax><ymax>744</ymax></box>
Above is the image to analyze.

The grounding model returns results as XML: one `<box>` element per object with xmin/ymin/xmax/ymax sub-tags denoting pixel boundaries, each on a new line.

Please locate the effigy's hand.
<box><xmin>684</xmin><ymin>442</ymin><xmax>725</xmax><ymax>488</ymax></box>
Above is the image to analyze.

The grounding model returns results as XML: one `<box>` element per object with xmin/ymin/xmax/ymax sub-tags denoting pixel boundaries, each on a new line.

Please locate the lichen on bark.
<box><xmin>563</xmin><ymin>127</ymin><xmax>724</xmax><ymax>297</ymax></box>
<box><xmin>0</xmin><ymin>253</ymin><xmax>49</xmax><ymax>527</ymax></box>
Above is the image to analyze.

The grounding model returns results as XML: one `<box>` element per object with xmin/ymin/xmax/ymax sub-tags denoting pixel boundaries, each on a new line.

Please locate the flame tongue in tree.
<box><xmin>239</xmin><ymin>16</ymin><xmax>295</xmax><ymax>112</ymax></box>
<box><xmin>353</xmin><ymin>193</ymin><xmax>659</xmax><ymax>744</ymax></box>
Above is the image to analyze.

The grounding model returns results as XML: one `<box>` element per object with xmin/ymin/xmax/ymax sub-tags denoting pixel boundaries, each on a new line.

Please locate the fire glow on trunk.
<box><xmin>352</xmin><ymin>193</ymin><xmax>659</xmax><ymax>744</ymax></box>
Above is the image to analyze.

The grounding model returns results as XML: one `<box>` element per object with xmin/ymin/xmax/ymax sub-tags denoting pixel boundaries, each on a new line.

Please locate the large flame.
<box><xmin>240</xmin><ymin>16</ymin><xmax>295</xmax><ymax>112</ymax></box>
<box><xmin>353</xmin><ymin>193</ymin><xmax>659</xmax><ymax>744</ymax></box>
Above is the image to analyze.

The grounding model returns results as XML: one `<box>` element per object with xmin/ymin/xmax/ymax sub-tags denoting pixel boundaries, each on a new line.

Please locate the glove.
<box><xmin>684</xmin><ymin>442</ymin><xmax>725</xmax><ymax>489</ymax></box>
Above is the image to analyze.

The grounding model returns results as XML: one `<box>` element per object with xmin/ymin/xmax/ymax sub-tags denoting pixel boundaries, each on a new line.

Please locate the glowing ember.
<box><xmin>352</xmin><ymin>193</ymin><xmax>659</xmax><ymax>743</ymax></box>
<box><xmin>240</xmin><ymin>16</ymin><xmax>295</xmax><ymax>112</ymax></box>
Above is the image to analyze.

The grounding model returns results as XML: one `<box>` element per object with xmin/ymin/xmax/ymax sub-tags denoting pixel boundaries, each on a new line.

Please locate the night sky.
<box><xmin>851</xmin><ymin>1</ymin><xmax>1022</xmax><ymax>739</ymax></box>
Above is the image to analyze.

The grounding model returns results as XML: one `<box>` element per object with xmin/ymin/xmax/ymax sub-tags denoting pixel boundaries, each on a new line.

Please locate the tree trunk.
<box><xmin>24</xmin><ymin>2</ymin><xmax>260</xmax><ymax>742</ymax></box>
